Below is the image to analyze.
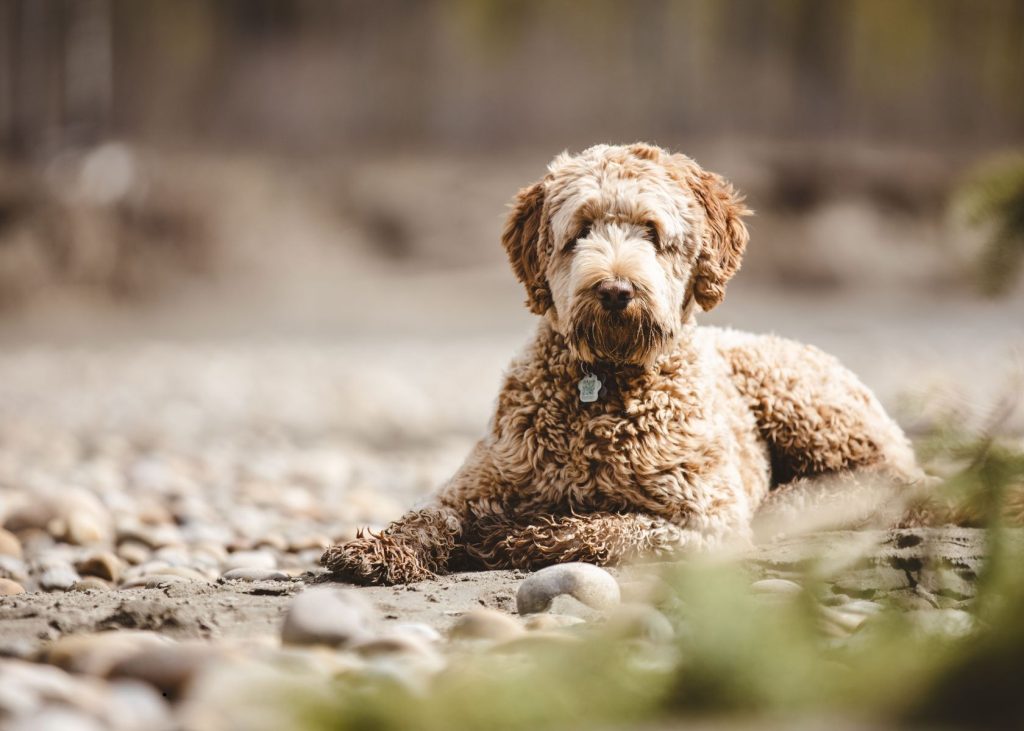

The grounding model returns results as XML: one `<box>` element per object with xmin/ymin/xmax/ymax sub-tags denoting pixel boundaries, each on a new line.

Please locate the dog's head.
<box><xmin>502</xmin><ymin>143</ymin><xmax>750</xmax><ymax>367</ymax></box>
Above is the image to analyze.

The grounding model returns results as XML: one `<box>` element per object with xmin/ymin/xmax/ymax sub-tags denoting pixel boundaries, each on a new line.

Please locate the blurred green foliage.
<box><xmin>958</xmin><ymin>156</ymin><xmax>1024</xmax><ymax>296</ymax></box>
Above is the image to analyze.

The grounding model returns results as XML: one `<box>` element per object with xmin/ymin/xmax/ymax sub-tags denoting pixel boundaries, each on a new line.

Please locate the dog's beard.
<box><xmin>568</xmin><ymin>296</ymin><xmax>672</xmax><ymax>366</ymax></box>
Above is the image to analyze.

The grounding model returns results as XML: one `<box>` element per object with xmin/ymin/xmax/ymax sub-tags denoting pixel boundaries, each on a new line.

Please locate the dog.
<box><xmin>321</xmin><ymin>142</ymin><xmax>926</xmax><ymax>585</ymax></box>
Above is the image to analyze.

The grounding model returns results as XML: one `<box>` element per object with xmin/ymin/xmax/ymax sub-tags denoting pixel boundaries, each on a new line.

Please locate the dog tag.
<box><xmin>578</xmin><ymin>373</ymin><xmax>602</xmax><ymax>403</ymax></box>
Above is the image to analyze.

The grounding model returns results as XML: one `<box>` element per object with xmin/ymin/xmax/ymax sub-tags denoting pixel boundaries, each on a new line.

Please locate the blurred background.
<box><xmin>3</xmin><ymin>0</ymin><xmax>1023</xmax><ymax>325</ymax></box>
<box><xmin>0</xmin><ymin>1</ymin><xmax>1022</xmax><ymax>542</ymax></box>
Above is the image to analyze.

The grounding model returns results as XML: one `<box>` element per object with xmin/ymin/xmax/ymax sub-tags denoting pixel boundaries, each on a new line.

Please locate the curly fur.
<box><xmin>322</xmin><ymin>142</ymin><xmax>931</xmax><ymax>586</ymax></box>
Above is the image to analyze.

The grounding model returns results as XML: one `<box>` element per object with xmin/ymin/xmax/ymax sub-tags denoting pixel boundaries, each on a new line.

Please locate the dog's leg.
<box><xmin>460</xmin><ymin>512</ymin><xmax>708</xmax><ymax>570</ymax></box>
<box><xmin>751</xmin><ymin>468</ymin><xmax>932</xmax><ymax>541</ymax></box>
<box><xmin>321</xmin><ymin>442</ymin><xmax>504</xmax><ymax>585</ymax></box>
<box><xmin>320</xmin><ymin>505</ymin><xmax>462</xmax><ymax>585</ymax></box>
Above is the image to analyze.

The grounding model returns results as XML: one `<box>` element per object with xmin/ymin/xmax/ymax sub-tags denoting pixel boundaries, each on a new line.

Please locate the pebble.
<box><xmin>191</xmin><ymin>543</ymin><xmax>228</xmax><ymax>566</ymax></box>
<box><xmin>7</xmin><ymin>708</ymin><xmax>104</xmax><ymax>731</ymax></box>
<box><xmin>0</xmin><ymin>658</ymin><xmax>87</xmax><ymax>713</ymax></box>
<box><xmin>72</xmin><ymin>578</ymin><xmax>112</xmax><ymax>592</ymax></box>
<box><xmin>103</xmin><ymin>680</ymin><xmax>171</xmax><ymax>730</ymax></box>
<box><xmin>516</xmin><ymin>563</ymin><xmax>621</xmax><ymax>615</ymax></box>
<box><xmin>107</xmin><ymin>643</ymin><xmax>223</xmax><ymax>701</ymax></box>
<box><xmin>523</xmin><ymin>613</ymin><xmax>585</xmax><ymax>631</ymax></box>
<box><xmin>45</xmin><ymin>631</ymin><xmax>172</xmax><ymax>676</ymax></box>
<box><xmin>253</xmin><ymin>534</ymin><xmax>288</xmax><ymax>552</ymax></box>
<box><xmin>491</xmin><ymin>631</ymin><xmax>583</xmax><ymax>654</ymax></box>
<box><xmin>39</xmin><ymin>565</ymin><xmax>80</xmax><ymax>592</ymax></box>
<box><xmin>392</xmin><ymin>622</ymin><xmax>443</xmax><ymax>644</ymax></box>
<box><xmin>64</xmin><ymin>512</ymin><xmax>113</xmax><ymax>547</ymax></box>
<box><xmin>287</xmin><ymin>534</ymin><xmax>332</xmax><ymax>553</ymax></box>
<box><xmin>128</xmin><ymin>560</ymin><xmax>172</xmax><ymax>576</ymax></box>
<box><xmin>907</xmin><ymin>609</ymin><xmax>976</xmax><ymax>638</ymax></box>
<box><xmin>751</xmin><ymin>579</ymin><xmax>803</xmax><ymax>595</ymax></box>
<box><xmin>547</xmin><ymin>593</ymin><xmax>607</xmax><ymax>621</ymax></box>
<box><xmin>56</xmin><ymin>490</ymin><xmax>114</xmax><ymax>546</ymax></box>
<box><xmin>75</xmin><ymin>552</ymin><xmax>123</xmax><ymax>584</ymax></box>
<box><xmin>618</xmin><ymin>577</ymin><xmax>673</xmax><ymax>605</ymax></box>
<box><xmin>3</xmin><ymin>497</ymin><xmax>56</xmax><ymax>533</ymax></box>
<box><xmin>0</xmin><ymin>577</ymin><xmax>25</xmax><ymax>595</ymax></box>
<box><xmin>151</xmin><ymin>546</ymin><xmax>191</xmax><ymax>567</ymax></box>
<box><xmin>0</xmin><ymin>528</ymin><xmax>22</xmax><ymax>558</ymax></box>
<box><xmin>819</xmin><ymin>605</ymin><xmax>869</xmax><ymax>635</ymax></box>
<box><xmin>280</xmin><ymin>588</ymin><xmax>376</xmax><ymax>648</ymax></box>
<box><xmin>117</xmin><ymin>524</ymin><xmax>181</xmax><ymax>550</ymax></box>
<box><xmin>120</xmin><ymin>574</ymin><xmax>191</xmax><ymax>589</ymax></box>
<box><xmin>448</xmin><ymin>608</ymin><xmax>524</xmax><ymax>641</ymax></box>
<box><xmin>351</xmin><ymin>634</ymin><xmax>439</xmax><ymax>664</ymax></box>
<box><xmin>148</xmin><ymin>566</ymin><xmax>211</xmax><ymax>582</ymax></box>
<box><xmin>605</xmin><ymin>604</ymin><xmax>675</xmax><ymax>642</ymax></box>
<box><xmin>360</xmin><ymin>654</ymin><xmax>440</xmax><ymax>695</ymax></box>
<box><xmin>223</xmin><ymin>550</ymin><xmax>277</xmax><ymax>571</ymax></box>
<box><xmin>116</xmin><ymin>541</ymin><xmax>150</xmax><ymax>566</ymax></box>
<box><xmin>221</xmin><ymin>568</ymin><xmax>289</xmax><ymax>582</ymax></box>
<box><xmin>0</xmin><ymin>555</ymin><xmax>28</xmax><ymax>582</ymax></box>
<box><xmin>18</xmin><ymin>528</ymin><xmax>55</xmax><ymax>555</ymax></box>
<box><xmin>840</xmin><ymin>599</ymin><xmax>885</xmax><ymax>616</ymax></box>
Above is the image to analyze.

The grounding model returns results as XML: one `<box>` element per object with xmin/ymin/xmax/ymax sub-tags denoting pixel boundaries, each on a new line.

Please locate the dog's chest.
<box><xmin>492</xmin><ymin>361</ymin><xmax>725</xmax><ymax>508</ymax></box>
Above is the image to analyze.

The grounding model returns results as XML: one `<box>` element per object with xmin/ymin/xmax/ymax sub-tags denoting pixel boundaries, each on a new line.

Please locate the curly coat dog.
<box><xmin>322</xmin><ymin>143</ymin><xmax>925</xmax><ymax>585</ymax></box>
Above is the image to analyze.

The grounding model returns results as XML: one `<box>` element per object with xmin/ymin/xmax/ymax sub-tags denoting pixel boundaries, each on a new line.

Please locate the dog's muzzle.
<box><xmin>569</xmin><ymin>288</ymin><xmax>670</xmax><ymax>365</ymax></box>
<box><xmin>595</xmin><ymin>279</ymin><xmax>635</xmax><ymax>311</ymax></box>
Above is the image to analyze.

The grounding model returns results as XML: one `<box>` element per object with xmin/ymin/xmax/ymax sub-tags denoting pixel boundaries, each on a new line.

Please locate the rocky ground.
<box><xmin>0</xmin><ymin>281</ymin><xmax>1022</xmax><ymax>730</ymax></box>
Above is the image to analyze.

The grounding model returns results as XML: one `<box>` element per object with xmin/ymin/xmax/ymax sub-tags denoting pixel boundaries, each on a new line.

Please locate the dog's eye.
<box><xmin>563</xmin><ymin>222</ymin><xmax>592</xmax><ymax>253</ymax></box>
<box><xmin>643</xmin><ymin>222</ymin><xmax>661</xmax><ymax>248</ymax></box>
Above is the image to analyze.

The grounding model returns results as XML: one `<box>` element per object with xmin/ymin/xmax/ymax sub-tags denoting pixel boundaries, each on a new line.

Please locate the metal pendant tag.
<box><xmin>578</xmin><ymin>373</ymin><xmax>602</xmax><ymax>403</ymax></box>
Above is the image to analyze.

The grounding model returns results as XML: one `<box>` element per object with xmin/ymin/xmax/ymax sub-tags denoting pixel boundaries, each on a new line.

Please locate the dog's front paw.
<box><xmin>319</xmin><ymin>533</ymin><xmax>438</xmax><ymax>586</ymax></box>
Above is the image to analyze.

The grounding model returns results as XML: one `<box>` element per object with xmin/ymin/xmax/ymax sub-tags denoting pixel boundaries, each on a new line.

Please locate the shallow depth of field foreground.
<box><xmin>2</xmin><ymin>3</ymin><xmax>1024</xmax><ymax>730</ymax></box>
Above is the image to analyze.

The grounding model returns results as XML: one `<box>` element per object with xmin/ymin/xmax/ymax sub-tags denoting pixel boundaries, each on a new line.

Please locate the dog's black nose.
<box><xmin>596</xmin><ymin>279</ymin><xmax>635</xmax><ymax>310</ymax></box>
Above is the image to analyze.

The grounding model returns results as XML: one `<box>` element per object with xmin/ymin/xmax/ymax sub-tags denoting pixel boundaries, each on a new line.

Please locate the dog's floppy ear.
<box><xmin>502</xmin><ymin>181</ymin><xmax>552</xmax><ymax>315</ymax></box>
<box><xmin>666</xmin><ymin>155</ymin><xmax>751</xmax><ymax>311</ymax></box>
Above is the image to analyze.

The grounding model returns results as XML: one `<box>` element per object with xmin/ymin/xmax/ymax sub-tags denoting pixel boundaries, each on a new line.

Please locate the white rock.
<box><xmin>103</xmin><ymin>680</ymin><xmax>171</xmax><ymax>731</ymax></box>
<box><xmin>819</xmin><ymin>606</ymin><xmax>869</xmax><ymax>636</ymax></box>
<box><xmin>605</xmin><ymin>604</ymin><xmax>675</xmax><ymax>642</ymax></box>
<box><xmin>223</xmin><ymin>550</ymin><xmax>277</xmax><ymax>571</ymax></box>
<box><xmin>448</xmin><ymin>608</ymin><xmax>523</xmax><ymax>641</ymax></box>
<box><xmin>221</xmin><ymin>568</ymin><xmax>289</xmax><ymax>582</ymax></box>
<box><xmin>39</xmin><ymin>564</ymin><xmax>79</xmax><ymax>592</ymax></box>
<box><xmin>0</xmin><ymin>555</ymin><xmax>28</xmax><ymax>582</ymax></box>
<box><xmin>523</xmin><ymin>613</ymin><xmax>585</xmax><ymax>631</ymax></box>
<box><xmin>7</xmin><ymin>708</ymin><xmax>104</xmax><ymax>731</ymax></box>
<box><xmin>840</xmin><ymin>599</ymin><xmax>885</xmax><ymax>616</ymax></box>
<box><xmin>516</xmin><ymin>563</ymin><xmax>621</xmax><ymax>615</ymax></box>
<box><xmin>0</xmin><ymin>658</ymin><xmax>84</xmax><ymax>710</ymax></box>
<box><xmin>280</xmin><ymin>588</ymin><xmax>376</xmax><ymax>648</ymax></box>
<box><xmin>391</xmin><ymin>622</ymin><xmax>443</xmax><ymax>644</ymax></box>
<box><xmin>751</xmin><ymin>579</ymin><xmax>803</xmax><ymax>595</ymax></box>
